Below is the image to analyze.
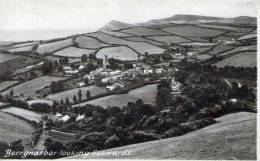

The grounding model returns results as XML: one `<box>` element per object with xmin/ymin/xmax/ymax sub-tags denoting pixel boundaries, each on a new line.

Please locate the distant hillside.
<box><xmin>99</xmin><ymin>20</ymin><xmax>133</xmax><ymax>31</ymax></box>
<box><xmin>68</xmin><ymin>112</ymin><xmax>256</xmax><ymax>160</ymax></box>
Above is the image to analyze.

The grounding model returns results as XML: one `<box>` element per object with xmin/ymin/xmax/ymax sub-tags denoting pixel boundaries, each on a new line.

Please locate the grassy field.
<box><xmin>27</xmin><ymin>99</ymin><xmax>54</xmax><ymax>106</ymax></box>
<box><xmin>179</xmin><ymin>42</ymin><xmax>218</xmax><ymax>47</ymax></box>
<box><xmin>0</xmin><ymin>56</ymin><xmax>40</xmax><ymax>75</ymax></box>
<box><xmin>146</xmin><ymin>35</ymin><xmax>191</xmax><ymax>44</ymax></box>
<box><xmin>0</xmin><ymin>112</ymin><xmax>35</xmax><ymax>149</ymax></box>
<box><xmin>52</xmin><ymin>46</ymin><xmax>95</xmax><ymax>57</ymax></box>
<box><xmin>214</xmin><ymin>51</ymin><xmax>256</xmax><ymax>67</ymax></box>
<box><xmin>120</xmin><ymin>26</ymin><xmax>170</xmax><ymax>36</ymax></box>
<box><xmin>209</xmin><ymin>44</ymin><xmax>235</xmax><ymax>55</ymax></box>
<box><xmin>123</xmin><ymin>36</ymin><xmax>165</xmax><ymax>46</ymax></box>
<box><xmin>96</xmin><ymin>46</ymin><xmax>139</xmax><ymax>61</ymax></box>
<box><xmin>36</xmin><ymin>38</ymin><xmax>73</xmax><ymax>54</ymax></box>
<box><xmin>218</xmin><ymin>45</ymin><xmax>256</xmax><ymax>56</ymax></box>
<box><xmin>161</xmin><ymin>25</ymin><xmax>225</xmax><ymax>37</ymax></box>
<box><xmin>0</xmin><ymin>52</ymin><xmax>20</xmax><ymax>63</ymax></box>
<box><xmin>0</xmin><ymin>80</ymin><xmax>19</xmax><ymax>92</ymax></box>
<box><xmin>74</xmin><ymin>36</ymin><xmax>110</xmax><ymax>49</ymax></box>
<box><xmin>7</xmin><ymin>45</ymin><xmax>34</xmax><ymax>54</ymax></box>
<box><xmin>47</xmin><ymin>85</ymin><xmax>108</xmax><ymax>102</ymax></box>
<box><xmin>2</xmin><ymin>76</ymin><xmax>67</xmax><ymax>97</ymax></box>
<box><xmin>1</xmin><ymin>107</ymin><xmax>43</xmax><ymax>123</ymax></box>
<box><xmin>103</xmin><ymin>30</ymin><xmax>133</xmax><ymax>37</ymax></box>
<box><xmin>196</xmin><ymin>24</ymin><xmax>253</xmax><ymax>32</ymax></box>
<box><xmin>73</xmin><ymin>84</ymin><xmax>158</xmax><ymax>108</ymax></box>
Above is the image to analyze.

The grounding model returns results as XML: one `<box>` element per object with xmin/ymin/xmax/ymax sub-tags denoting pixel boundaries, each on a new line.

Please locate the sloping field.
<box><xmin>100</xmin><ymin>20</ymin><xmax>133</xmax><ymax>31</ymax></box>
<box><xmin>0</xmin><ymin>80</ymin><xmax>19</xmax><ymax>92</ymax></box>
<box><xmin>161</xmin><ymin>25</ymin><xmax>225</xmax><ymax>37</ymax></box>
<box><xmin>2</xmin><ymin>76</ymin><xmax>67</xmax><ymax>97</ymax></box>
<box><xmin>0</xmin><ymin>112</ymin><xmax>34</xmax><ymax>149</ymax></box>
<box><xmin>146</xmin><ymin>35</ymin><xmax>191</xmax><ymax>44</ymax></box>
<box><xmin>179</xmin><ymin>42</ymin><xmax>218</xmax><ymax>47</ymax></box>
<box><xmin>1</xmin><ymin>107</ymin><xmax>42</xmax><ymax>123</ymax></box>
<box><xmin>218</xmin><ymin>45</ymin><xmax>256</xmax><ymax>56</ymax></box>
<box><xmin>0</xmin><ymin>52</ymin><xmax>19</xmax><ymax>63</ymax></box>
<box><xmin>123</xmin><ymin>36</ymin><xmax>165</xmax><ymax>46</ymax></box>
<box><xmin>74</xmin><ymin>36</ymin><xmax>110</xmax><ymax>49</ymax></box>
<box><xmin>209</xmin><ymin>44</ymin><xmax>235</xmax><ymax>55</ymax></box>
<box><xmin>214</xmin><ymin>51</ymin><xmax>256</xmax><ymax>67</ymax></box>
<box><xmin>27</xmin><ymin>99</ymin><xmax>54</xmax><ymax>106</ymax></box>
<box><xmin>103</xmin><ymin>30</ymin><xmax>133</xmax><ymax>37</ymax></box>
<box><xmin>6</xmin><ymin>45</ymin><xmax>34</xmax><ymax>54</ymax></box>
<box><xmin>70</xmin><ymin>112</ymin><xmax>256</xmax><ymax>160</ymax></box>
<box><xmin>0</xmin><ymin>56</ymin><xmax>40</xmax><ymax>75</ymax></box>
<box><xmin>47</xmin><ymin>85</ymin><xmax>108</xmax><ymax>102</ymax></box>
<box><xmin>196</xmin><ymin>54</ymin><xmax>212</xmax><ymax>60</ymax></box>
<box><xmin>36</xmin><ymin>38</ymin><xmax>73</xmax><ymax>54</ymax></box>
<box><xmin>128</xmin><ymin>84</ymin><xmax>158</xmax><ymax>104</ymax></box>
<box><xmin>52</xmin><ymin>46</ymin><xmax>95</xmax><ymax>57</ymax></box>
<box><xmin>73</xmin><ymin>84</ymin><xmax>158</xmax><ymax>108</ymax></box>
<box><xmin>120</xmin><ymin>26</ymin><xmax>170</xmax><ymax>36</ymax></box>
<box><xmin>96</xmin><ymin>46</ymin><xmax>139</xmax><ymax>61</ymax></box>
<box><xmin>196</xmin><ymin>24</ymin><xmax>253</xmax><ymax>32</ymax></box>
<box><xmin>88</xmin><ymin>32</ymin><xmax>165</xmax><ymax>55</ymax></box>
<box><xmin>237</xmin><ymin>33</ymin><xmax>257</xmax><ymax>41</ymax></box>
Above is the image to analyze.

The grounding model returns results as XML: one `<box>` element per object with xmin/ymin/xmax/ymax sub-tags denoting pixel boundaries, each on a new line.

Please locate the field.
<box><xmin>0</xmin><ymin>112</ymin><xmax>35</xmax><ymax>149</ymax></box>
<box><xmin>0</xmin><ymin>80</ymin><xmax>19</xmax><ymax>92</ymax></box>
<box><xmin>123</xmin><ymin>36</ymin><xmax>164</xmax><ymax>46</ymax></box>
<box><xmin>87</xmin><ymin>32</ymin><xmax>165</xmax><ymax>55</ymax></box>
<box><xmin>36</xmin><ymin>38</ymin><xmax>73</xmax><ymax>54</ymax></box>
<box><xmin>96</xmin><ymin>46</ymin><xmax>139</xmax><ymax>61</ymax></box>
<box><xmin>103</xmin><ymin>30</ymin><xmax>133</xmax><ymax>37</ymax></box>
<box><xmin>146</xmin><ymin>35</ymin><xmax>191</xmax><ymax>44</ymax></box>
<box><xmin>0</xmin><ymin>52</ymin><xmax>20</xmax><ymax>63</ymax></box>
<box><xmin>179</xmin><ymin>42</ymin><xmax>217</xmax><ymax>47</ymax></box>
<box><xmin>196</xmin><ymin>54</ymin><xmax>212</xmax><ymax>60</ymax></box>
<box><xmin>209</xmin><ymin>44</ymin><xmax>235</xmax><ymax>55</ymax></box>
<box><xmin>74</xmin><ymin>36</ymin><xmax>110</xmax><ymax>49</ymax></box>
<box><xmin>73</xmin><ymin>84</ymin><xmax>158</xmax><ymax>108</ymax></box>
<box><xmin>2</xmin><ymin>76</ymin><xmax>67</xmax><ymax>97</ymax></box>
<box><xmin>71</xmin><ymin>112</ymin><xmax>256</xmax><ymax>160</ymax></box>
<box><xmin>214</xmin><ymin>51</ymin><xmax>256</xmax><ymax>67</ymax></box>
<box><xmin>120</xmin><ymin>26</ymin><xmax>170</xmax><ymax>36</ymax></box>
<box><xmin>218</xmin><ymin>45</ymin><xmax>256</xmax><ymax>56</ymax></box>
<box><xmin>161</xmin><ymin>25</ymin><xmax>225</xmax><ymax>37</ymax></box>
<box><xmin>196</xmin><ymin>24</ymin><xmax>253</xmax><ymax>32</ymax></box>
<box><xmin>47</xmin><ymin>85</ymin><xmax>108</xmax><ymax>102</ymax></box>
<box><xmin>0</xmin><ymin>56</ymin><xmax>40</xmax><ymax>75</ymax></box>
<box><xmin>45</xmin><ymin>55</ymin><xmax>81</xmax><ymax>63</ymax></box>
<box><xmin>1</xmin><ymin>107</ymin><xmax>43</xmax><ymax>123</ymax></box>
<box><xmin>7</xmin><ymin>45</ymin><xmax>34</xmax><ymax>54</ymax></box>
<box><xmin>52</xmin><ymin>46</ymin><xmax>95</xmax><ymax>57</ymax></box>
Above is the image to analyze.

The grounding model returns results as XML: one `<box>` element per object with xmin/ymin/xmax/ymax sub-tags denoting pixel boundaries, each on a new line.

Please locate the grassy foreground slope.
<box><xmin>69</xmin><ymin>112</ymin><xmax>256</xmax><ymax>160</ymax></box>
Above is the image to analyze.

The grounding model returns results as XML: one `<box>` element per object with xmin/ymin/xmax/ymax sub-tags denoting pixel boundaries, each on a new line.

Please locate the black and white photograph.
<box><xmin>0</xmin><ymin>0</ymin><xmax>257</xmax><ymax>160</ymax></box>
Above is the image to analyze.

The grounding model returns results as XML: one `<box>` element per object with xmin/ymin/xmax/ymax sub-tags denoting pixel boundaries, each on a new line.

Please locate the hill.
<box><xmin>99</xmin><ymin>20</ymin><xmax>133</xmax><ymax>31</ymax></box>
<box><xmin>68</xmin><ymin>112</ymin><xmax>256</xmax><ymax>160</ymax></box>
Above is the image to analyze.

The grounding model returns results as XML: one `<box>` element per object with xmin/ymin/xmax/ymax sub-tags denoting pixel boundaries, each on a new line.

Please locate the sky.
<box><xmin>0</xmin><ymin>0</ymin><xmax>257</xmax><ymax>41</ymax></box>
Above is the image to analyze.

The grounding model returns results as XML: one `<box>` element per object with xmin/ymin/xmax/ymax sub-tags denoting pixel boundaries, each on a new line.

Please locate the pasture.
<box><xmin>2</xmin><ymin>76</ymin><xmax>67</xmax><ymax>97</ymax></box>
<box><xmin>161</xmin><ymin>25</ymin><xmax>225</xmax><ymax>37</ymax></box>
<box><xmin>214</xmin><ymin>51</ymin><xmax>256</xmax><ymax>68</ymax></box>
<box><xmin>1</xmin><ymin>107</ymin><xmax>43</xmax><ymax>123</ymax></box>
<box><xmin>120</xmin><ymin>26</ymin><xmax>170</xmax><ymax>36</ymax></box>
<box><xmin>123</xmin><ymin>36</ymin><xmax>164</xmax><ymax>46</ymax></box>
<box><xmin>96</xmin><ymin>46</ymin><xmax>139</xmax><ymax>61</ymax></box>
<box><xmin>218</xmin><ymin>45</ymin><xmax>256</xmax><ymax>56</ymax></box>
<box><xmin>52</xmin><ymin>46</ymin><xmax>95</xmax><ymax>57</ymax></box>
<box><xmin>147</xmin><ymin>35</ymin><xmax>191</xmax><ymax>44</ymax></box>
<box><xmin>7</xmin><ymin>45</ymin><xmax>34</xmax><ymax>54</ymax></box>
<box><xmin>36</xmin><ymin>38</ymin><xmax>73</xmax><ymax>54</ymax></box>
<box><xmin>0</xmin><ymin>52</ymin><xmax>20</xmax><ymax>63</ymax></box>
<box><xmin>74</xmin><ymin>36</ymin><xmax>110</xmax><ymax>49</ymax></box>
<box><xmin>0</xmin><ymin>80</ymin><xmax>19</xmax><ymax>92</ymax></box>
<box><xmin>47</xmin><ymin>85</ymin><xmax>108</xmax><ymax>102</ymax></box>
<box><xmin>0</xmin><ymin>112</ymin><xmax>34</xmax><ymax>149</ymax></box>
<box><xmin>73</xmin><ymin>84</ymin><xmax>158</xmax><ymax>108</ymax></box>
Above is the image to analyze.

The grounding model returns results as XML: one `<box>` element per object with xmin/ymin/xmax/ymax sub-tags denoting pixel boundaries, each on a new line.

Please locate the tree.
<box><xmin>0</xmin><ymin>141</ymin><xmax>9</xmax><ymax>158</ymax></box>
<box><xmin>9</xmin><ymin>139</ymin><xmax>24</xmax><ymax>152</ymax></box>
<box><xmin>9</xmin><ymin>89</ymin><xmax>14</xmax><ymax>97</ymax></box>
<box><xmin>81</xmin><ymin>54</ymin><xmax>88</xmax><ymax>63</ymax></box>
<box><xmin>156</xmin><ymin>87</ymin><xmax>172</xmax><ymax>107</ymax></box>
<box><xmin>73</xmin><ymin>95</ymin><xmax>77</xmax><ymax>104</ymax></box>
<box><xmin>60</xmin><ymin>99</ymin><xmax>64</xmax><ymax>105</ymax></box>
<box><xmin>84</xmin><ymin>78</ymin><xmax>89</xmax><ymax>86</ymax></box>
<box><xmin>41</xmin><ymin>62</ymin><xmax>53</xmax><ymax>74</ymax></box>
<box><xmin>65</xmin><ymin>97</ymin><xmax>70</xmax><ymax>105</ymax></box>
<box><xmin>77</xmin><ymin>89</ymin><xmax>82</xmax><ymax>101</ymax></box>
<box><xmin>86</xmin><ymin>90</ymin><xmax>91</xmax><ymax>99</ymax></box>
